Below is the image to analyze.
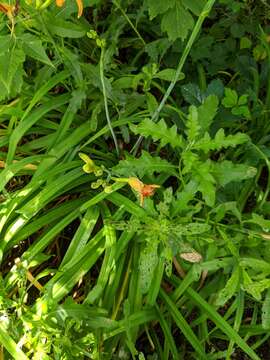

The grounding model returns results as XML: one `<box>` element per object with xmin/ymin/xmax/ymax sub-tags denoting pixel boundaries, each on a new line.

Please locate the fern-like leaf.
<box><xmin>130</xmin><ymin>118</ymin><xmax>184</xmax><ymax>149</ymax></box>
<box><xmin>185</xmin><ymin>105</ymin><xmax>200</xmax><ymax>141</ymax></box>
<box><xmin>195</xmin><ymin>129</ymin><xmax>249</xmax><ymax>152</ymax></box>
<box><xmin>112</xmin><ymin>151</ymin><xmax>176</xmax><ymax>178</ymax></box>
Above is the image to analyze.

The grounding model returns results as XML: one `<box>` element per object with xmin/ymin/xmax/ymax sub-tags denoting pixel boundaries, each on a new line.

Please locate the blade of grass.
<box><xmin>160</xmin><ymin>288</ymin><xmax>208</xmax><ymax>359</ymax></box>
<box><xmin>186</xmin><ymin>287</ymin><xmax>261</xmax><ymax>360</ymax></box>
<box><xmin>0</xmin><ymin>324</ymin><xmax>29</xmax><ymax>360</ymax></box>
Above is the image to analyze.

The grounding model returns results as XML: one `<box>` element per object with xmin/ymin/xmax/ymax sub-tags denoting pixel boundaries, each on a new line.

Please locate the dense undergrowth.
<box><xmin>1</xmin><ymin>0</ymin><xmax>270</xmax><ymax>359</ymax></box>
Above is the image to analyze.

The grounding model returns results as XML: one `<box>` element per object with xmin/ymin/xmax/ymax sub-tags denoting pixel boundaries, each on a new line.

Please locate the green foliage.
<box><xmin>130</xmin><ymin>118</ymin><xmax>184</xmax><ymax>148</ymax></box>
<box><xmin>112</xmin><ymin>150</ymin><xmax>176</xmax><ymax>177</ymax></box>
<box><xmin>0</xmin><ymin>0</ymin><xmax>270</xmax><ymax>359</ymax></box>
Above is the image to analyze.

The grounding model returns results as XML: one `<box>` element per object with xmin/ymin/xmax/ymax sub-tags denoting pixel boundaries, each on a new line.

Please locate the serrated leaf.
<box><xmin>146</xmin><ymin>92</ymin><xmax>158</xmax><ymax>116</ymax></box>
<box><xmin>173</xmin><ymin>180</ymin><xmax>198</xmax><ymax>213</ymax></box>
<box><xmin>198</xmin><ymin>95</ymin><xmax>219</xmax><ymax>134</ymax></box>
<box><xmin>213</xmin><ymin>202</ymin><xmax>241</xmax><ymax>222</ymax></box>
<box><xmin>212</xmin><ymin>161</ymin><xmax>257</xmax><ymax>186</ymax></box>
<box><xmin>246</xmin><ymin>213</ymin><xmax>270</xmax><ymax>231</ymax></box>
<box><xmin>130</xmin><ymin>118</ymin><xmax>184</xmax><ymax>149</ymax></box>
<box><xmin>161</xmin><ymin>2</ymin><xmax>194</xmax><ymax>41</ymax></box>
<box><xmin>222</xmin><ymin>88</ymin><xmax>238</xmax><ymax>108</ymax></box>
<box><xmin>244</xmin><ymin>279</ymin><xmax>270</xmax><ymax>301</ymax></box>
<box><xmin>186</xmin><ymin>105</ymin><xmax>200</xmax><ymax>141</ymax></box>
<box><xmin>146</xmin><ymin>0</ymin><xmax>173</xmax><ymax>19</ymax></box>
<box><xmin>182</xmin><ymin>0</ymin><xmax>207</xmax><ymax>16</ymax></box>
<box><xmin>215</xmin><ymin>267</ymin><xmax>240</xmax><ymax>306</ymax></box>
<box><xmin>196</xmin><ymin>162</ymin><xmax>216</xmax><ymax>206</ymax></box>
<box><xmin>21</xmin><ymin>34</ymin><xmax>53</xmax><ymax>66</ymax></box>
<box><xmin>112</xmin><ymin>151</ymin><xmax>176</xmax><ymax>178</ymax></box>
<box><xmin>195</xmin><ymin>129</ymin><xmax>249</xmax><ymax>152</ymax></box>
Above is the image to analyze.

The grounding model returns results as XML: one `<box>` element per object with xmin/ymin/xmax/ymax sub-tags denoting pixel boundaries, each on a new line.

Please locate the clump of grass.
<box><xmin>1</xmin><ymin>0</ymin><xmax>270</xmax><ymax>359</ymax></box>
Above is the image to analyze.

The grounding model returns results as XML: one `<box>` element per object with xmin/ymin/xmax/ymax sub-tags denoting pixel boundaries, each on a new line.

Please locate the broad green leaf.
<box><xmin>139</xmin><ymin>242</ymin><xmax>158</xmax><ymax>294</ymax></box>
<box><xmin>246</xmin><ymin>213</ymin><xmax>270</xmax><ymax>231</ymax></box>
<box><xmin>177</xmin><ymin>223</ymin><xmax>211</xmax><ymax>236</ymax></box>
<box><xmin>45</xmin><ymin>15</ymin><xmax>86</xmax><ymax>38</ymax></box>
<box><xmin>182</xmin><ymin>0</ymin><xmax>207</xmax><ymax>16</ymax></box>
<box><xmin>181</xmin><ymin>83</ymin><xmax>203</xmax><ymax>105</ymax></box>
<box><xmin>130</xmin><ymin>118</ymin><xmax>184</xmax><ymax>149</ymax></box>
<box><xmin>215</xmin><ymin>267</ymin><xmax>240</xmax><ymax>306</ymax></box>
<box><xmin>21</xmin><ymin>34</ymin><xmax>53</xmax><ymax>66</ymax></box>
<box><xmin>212</xmin><ymin>202</ymin><xmax>241</xmax><ymax>222</ymax></box>
<box><xmin>154</xmin><ymin>68</ymin><xmax>185</xmax><ymax>82</ymax></box>
<box><xmin>197</xmin><ymin>95</ymin><xmax>219</xmax><ymax>133</ymax></box>
<box><xmin>112</xmin><ymin>151</ymin><xmax>176</xmax><ymax>178</ymax></box>
<box><xmin>146</xmin><ymin>0</ymin><xmax>173</xmax><ymax>19</ymax></box>
<box><xmin>222</xmin><ymin>88</ymin><xmax>238</xmax><ymax>108</ymax></box>
<box><xmin>195</xmin><ymin>161</ymin><xmax>216</xmax><ymax>206</ymax></box>
<box><xmin>146</xmin><ymin>92</ymin><xmax>158</xmax><ymax>116</ymax></box>
<box><xmin>212</xmin><ymin>160</ymin><xmax>257</xmax><ymax>186</ymax></box>
<box><xmin>173</xmin><ymin>180</ymin><xmax>198</xmax><ymax>215</ymax></box>
<box><xmin>161</xmin><ymin>2</ymin><xmax>194</xmax><ymax>41</ymax></box>
<box><xmin>0</xmin><ymin>47</ymin><xmax>25</xmax><ymax>94</ymax></box>
<box><xmin>0</xmin><ymin>35</ymin><xmax>11</xmax><ymax>53</ymax></box>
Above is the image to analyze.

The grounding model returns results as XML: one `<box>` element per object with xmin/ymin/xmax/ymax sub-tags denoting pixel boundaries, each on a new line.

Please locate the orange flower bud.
<box><xmin>55</xmin><ymin>0</ymin><xmax>65</xmax><ymax>7</ymax></box>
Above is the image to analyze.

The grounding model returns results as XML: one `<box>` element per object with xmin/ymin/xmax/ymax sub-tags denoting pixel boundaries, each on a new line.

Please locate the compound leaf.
<box><xmin>130</xmin><ymin>118</ymin><xmax>184</xmax><ymax>149</ymax></box>
<box><xmin>112</xmin><ymin>151</ymin><xmax>176</xmax><ymax>178</ymax></box>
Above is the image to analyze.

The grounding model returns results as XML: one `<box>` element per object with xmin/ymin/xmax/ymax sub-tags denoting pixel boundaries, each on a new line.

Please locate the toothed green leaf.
<box><xmin>130</xmin><ymin>118</ymin><xmax>184</xmax><ymax>149</ymax></box>
<box><xmin>112</xmin><ymin>151</ymin><xmax>176</xmax><ymax>178</ymax></box>
<box><xmin>195</xmin><ymin>129</ymin><xmax>249</xmax><ymax>152</ymax></box>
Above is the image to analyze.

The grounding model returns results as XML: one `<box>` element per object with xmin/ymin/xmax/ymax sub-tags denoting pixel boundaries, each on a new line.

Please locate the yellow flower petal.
<box><xmin>76</xmin><ymin>0</ymin><xmax>83</xmax><ymax>18</ymax></box>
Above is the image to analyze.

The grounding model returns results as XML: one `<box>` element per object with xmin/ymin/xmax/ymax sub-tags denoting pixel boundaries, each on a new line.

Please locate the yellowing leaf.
<box><xmin>180</xmin><ymin>251</ymin><xmax>202</xmax><ymax>263</ymax></box>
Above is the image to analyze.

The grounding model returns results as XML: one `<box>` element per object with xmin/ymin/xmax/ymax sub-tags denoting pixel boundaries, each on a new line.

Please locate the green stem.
<box><xmin>113</xmin><ymin>0</ymin><xmax>146</xmax><ymax>47</ymax></box>
<box><xmin>100</xmin><ymin>46</ymin><xmax>119</xmax><ymax>156</ymax></box>
<box><xmin>131</xmin><ymin>0</ymin><xmax>216</xmax><ymax>155</ymax></box>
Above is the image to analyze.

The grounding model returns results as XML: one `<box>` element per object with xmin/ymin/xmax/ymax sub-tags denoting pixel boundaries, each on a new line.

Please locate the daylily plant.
<box><xmin>79</xmin><ymin>153</ymin><xmax>160</xmax><ymax>207</ymax></box>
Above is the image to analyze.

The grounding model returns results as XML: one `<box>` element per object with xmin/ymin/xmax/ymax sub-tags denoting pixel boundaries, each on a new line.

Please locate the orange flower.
<box><xmin>55</xmin><ymin>0</ymin><xmax>83</xmax><ymax>18</ymax></box>
<box><xmin>128</xmin><ymin>177</ymin><xmax>160</xmax><ymax>206</ymax></box>
<box><xmin>0</xmin><ymin>2</ymin><xmax>14</xmax><ymax>18</ymax></box>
